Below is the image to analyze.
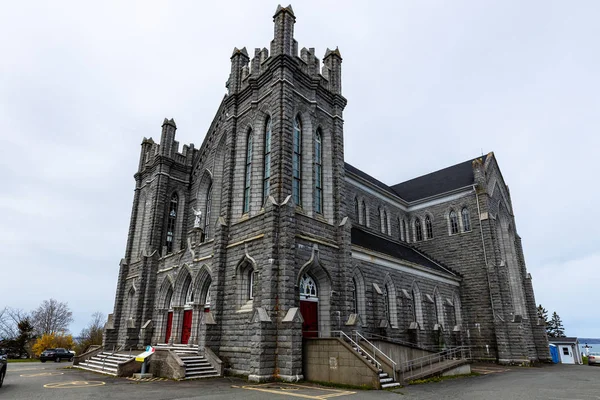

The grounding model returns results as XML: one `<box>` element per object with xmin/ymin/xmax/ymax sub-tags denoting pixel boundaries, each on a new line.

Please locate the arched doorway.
<box><xmin>299</xmin><ymin>273</ymin><xmax>319</xmax><ymax>338</ymax></box>
<box><xmin>181</xmin><ymin>278</ymin><xmax>194</xmax><ymax>344</ymax></box>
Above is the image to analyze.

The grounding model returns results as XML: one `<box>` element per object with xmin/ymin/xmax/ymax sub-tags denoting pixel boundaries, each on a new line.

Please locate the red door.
<box><xmin>165</xmin><ymin>312</ymin><xmax>173</xmax><ymax>343</ymax></box>
<box><xmin>181</xmin><ymin>310</ymin><xmax>193</xmax><ymax>344</ymax></box>
<box><xmin>300</xmin><ymin>301</ymin><xmax>319</xmax><ymax>338</ymax></box>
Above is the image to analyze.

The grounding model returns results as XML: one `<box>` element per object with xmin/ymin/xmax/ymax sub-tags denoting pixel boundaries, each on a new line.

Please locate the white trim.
<box><xmin>352</xmin><ymin>248</ymin><xmax>460</xmax><ymax>287</ymax></box>
<box><xmin>345</xmin><ymin>175</ymin><xmax>474</xmax><ymax>212</ymax></box>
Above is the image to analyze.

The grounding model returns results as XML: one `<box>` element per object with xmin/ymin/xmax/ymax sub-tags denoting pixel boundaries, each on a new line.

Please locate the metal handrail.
<box><xmin>364</xmin><ymin>332</ymin><xmax>435</xmax><ymax>351</ymax></box>
<box><xmin>401</xmin><ymin>345</ymin><xmax>471</xmax><ymax>379</ymax></box>
<box><xmin>332</xmin><ymin>331</ymin><xmax>382</xmax><ymax>370</ymax></box>
<box><xmin>353</xmin><ymin>331</ymin><xmax>397</xmax><ymax>381</ymax></box>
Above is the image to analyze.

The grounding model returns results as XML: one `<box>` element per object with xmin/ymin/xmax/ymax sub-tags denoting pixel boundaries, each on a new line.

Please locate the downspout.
<box><xmin>474</xmin><ymin>184</ymin><xmax>502</xmax><ymax>322</ymax></box>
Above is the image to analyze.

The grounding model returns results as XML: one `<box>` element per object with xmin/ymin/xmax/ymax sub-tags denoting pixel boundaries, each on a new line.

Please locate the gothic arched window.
<box><xmin>415</xmin><ymin>218</ymin><xmax>423</xmax><ymax>241</ymax></box>
<box><xmin>354</xmin><ymin>198</ymin><xmax>360</xmax><ymax>222</ymax></box>
<box><xmin>402</xmin><ymin>219</ymin><xmax>407</xmax><ymax>242</ymax></box>
<box><xmin>449</xmin><ymin>210</ymin><xmax>459</xmax><ymax>235</ymax></box>
<box><xmin>166</xmin><ymin>193</ymin><xmax>178</xmax><ymax>253</ymax></box>
<box><xmin>352</xmin><ymin>277</ymin><xmax>358</xmax><ymax>314</ymax></box>
<box><xmin>204</xmin><ymin>183</ymin><xmax>212</xmax><ymax>239</ymax></box>
<box><xmin>362</xmin><ymin>201</ymin><xmax>367</xmax><ymax>226</ymax></box>
<box><xmin>381</xmin><ymin>209</ymin><xmax>388</xmax><ymax>234</ymax></box>
<box><xmin>425</xmin><ymin>215</ymin><xmax>433</xmax><ymax>239</ymax></box>
<box><xmin>299</xmin><ymin>274</ymin><xmax>317</xmax><ymax>299</ymax></box>
<box><xmin>292</xmin><ymin>116</ymin><xmax>302</xmax><ymax>206</ymax></box>
<box><xmin>243</xmin><ymin>129</ymin><xmax>253</xmax><ymax>214</ymax></box>
<box><xmin>462</xmin><ymin>207</ymin><xmax>471</xmax><ymax>232</ymax></box>
<box><xmin>314</xmin><ymin>129</ymin><xmax>323</xmax><ymax>214</ymax></box>
<box><xmin>383</xmin><ymin>284</ymin><xmax>390</xmax><ymax>324</ymax></box>
<box><xmin>263</xmin><ymin>117</ymin><xmax>272</xmax><ymax>203</ymax></box>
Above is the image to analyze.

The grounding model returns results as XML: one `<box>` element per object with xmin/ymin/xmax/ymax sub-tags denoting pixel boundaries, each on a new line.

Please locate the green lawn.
<box><xmin>583</xmin><ymin>356</ymin><xmax>588</xmax><ymax>365</ymax></box>
<box><xmin>7</xmin><ymin>358</ymin><xmax>40</xmax><ymax>363</ymax></box>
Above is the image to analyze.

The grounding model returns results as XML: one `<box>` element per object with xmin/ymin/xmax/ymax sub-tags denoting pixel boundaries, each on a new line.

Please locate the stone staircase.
<box><xmin>77</xmin><ymin>352</ymin><xmax>134</xmax><ymax>376</ymax></box>
<box><xmin>154</xmin><ymin>344</ymin><xmax>219</xmax><ymax>380</ymax></box>
<box><xmin>351</xmin><ymin>344</ymin><xmax>401</xmax><ymax>389</ymax></box>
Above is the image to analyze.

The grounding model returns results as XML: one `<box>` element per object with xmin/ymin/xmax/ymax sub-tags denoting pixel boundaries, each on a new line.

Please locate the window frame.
<box><xmin>462</xmin><ymin>207</ymin><xmax>471</xmax><ymax>232</ymax></box>
<box><xmin>263</xmin><ymin>117</ymin><xmax>272</xmax><ymax>203</ymax></box>
<box><xmin>415</xmin><ymin>218</ymin><xmax>423</xmax><ymax>241</ymax></box>
<box><xmin>425</xmin><ymin>215</ymin><xmax>433</xmax><ymax>239</ymax></box>
<box><xmin>204</xmin><ymin>183</ymin><xmax>212</xmax><ymax>239</ymax></box>
<box><xmin>243</xmin><ymin>129</ymin><xmax>253</xmax><ymax>214</ymax></box>
<box><xmin>314</xmin><ymin>129</ymin><xmax>323</xmax><ymax>214</ymax></box>
<box><xmin>166</xmin><ymin>193</ymin><xmax>178</xmax><ymax>253</ymax></box>
<box><xmin>292</xmin><ymin>116</ymin><xmax>302</xmax><ymax>206</ymax></box>
<box><xmin>449</xmin><ymin>210</ymin><xmax>459</xmax><ymax>235</ymax></box>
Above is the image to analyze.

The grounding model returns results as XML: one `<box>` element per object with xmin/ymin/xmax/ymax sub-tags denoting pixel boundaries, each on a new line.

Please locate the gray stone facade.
<box><xmin>104</xmin><ymin>4</ymin><xmax>549</xmax><ymax>381</ymax></box>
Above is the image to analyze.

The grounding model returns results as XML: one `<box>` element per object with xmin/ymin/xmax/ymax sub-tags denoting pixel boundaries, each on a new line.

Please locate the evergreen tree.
<box><xmin>537</xmin><ymin>305</ymin><xmax>549</xmax><ymax>325</ymax></box>
<box><xmin>549</xmin><ymin>312</ymin><xmax>566</xmax><ymax>337</ymax></box>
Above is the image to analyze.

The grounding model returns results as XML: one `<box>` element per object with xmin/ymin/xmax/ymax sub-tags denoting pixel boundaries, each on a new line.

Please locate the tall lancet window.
<box><xmin>450</xmin><ymin>210</ymin><xmax>459</xmax><ymax>234</ymax></box>
<box><xmin>314</xmin><ymin>129</ymin><xmax>323</xmax><ymax>214</ymax></box>
<box><xmin>166</xmin><ymin>193</ymin><xmax>178</xmax><ymax>253</ymax></box>
<box><xmin>263</xmin><ymin>117</ymin><xmax>272</xmax><ymax>203</ymax></box>
<box><xmin>462</xmin><ymin>207</ymin><xmax>471</xmax><ymax>232</ymax></box>
<box><xmin>204</xmin><ymin>183</ymin><xmax>212</xmax><ymax>239</ymax></box>
<box><xmin>415</xmin><ymin>218</ymin><xmax>423</xmax><ymax>242</ymax></box>
<box><xmin>292</xmin><ymin>116</ymin><xmax>302</xmax><ymax>206</ymax></box>
<box><xmin>425</xmin><ymin>215</ymin><xmax>433</xmax><ymax>239</ymax></box>
<box><xmin>243</xmin><ymin>129</ymin><xmax>253</xmax><ymax>214</ymax></box>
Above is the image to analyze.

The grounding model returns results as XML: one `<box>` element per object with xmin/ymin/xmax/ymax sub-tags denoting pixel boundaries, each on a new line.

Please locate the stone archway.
<box><xmin>297</xmin><ymin>248</ymin><xmax>333</xmax><ymax>338</ymax></box>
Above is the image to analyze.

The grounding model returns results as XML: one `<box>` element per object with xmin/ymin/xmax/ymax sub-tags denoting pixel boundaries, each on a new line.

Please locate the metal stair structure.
<box><xmin>336</xmin><ymin>331</ymin><xmax>401</xmax><ymax>389</ymax></box>
<box><xmin>77</xmin><ymin>351</ymin><xmax>134</xmax><ymax>376</ymax></box>
<box><xmin>154</xmin><ymin>344</ymin><xmax>220</xmax><ymax>380</ymax></box>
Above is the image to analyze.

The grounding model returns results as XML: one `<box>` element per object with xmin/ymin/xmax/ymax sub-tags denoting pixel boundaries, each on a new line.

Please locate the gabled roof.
<box><xmin>351</xmin><ymin>227</ymin><xmax>457</xmax><ymax>277</ymax></box>
<box><xmin>344</xmin><ymin>162</ymin><xmax>398</xmax><ymax>197</ymax></box>
<box><xmin>548</xmin><ymin>337</ymin><xmax>579</xmax><ymax>344</ymax></box>
<box><xmin>391</xmin><ymin>154</ymin><xmax>488</xmax><ymax>202</ymax></box>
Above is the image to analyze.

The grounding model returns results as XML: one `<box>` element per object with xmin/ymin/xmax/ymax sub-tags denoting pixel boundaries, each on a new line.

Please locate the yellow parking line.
<box><xmin>233</xmin><ymin>383</ymin><xmax>355</xmax><ymax>399</ymax></box>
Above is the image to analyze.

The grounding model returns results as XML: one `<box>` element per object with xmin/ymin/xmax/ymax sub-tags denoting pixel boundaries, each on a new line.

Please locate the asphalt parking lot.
<box><xmin>2</xmin><ymin>361</ymin><xmax>600</xmax><ymax>400</ymax></box>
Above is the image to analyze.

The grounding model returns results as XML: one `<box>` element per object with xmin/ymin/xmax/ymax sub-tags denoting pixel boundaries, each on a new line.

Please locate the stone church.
<box><xmin>104</xmin><ymin>5</ymin><xmax>549</xmax><ymax>381</ymax></box>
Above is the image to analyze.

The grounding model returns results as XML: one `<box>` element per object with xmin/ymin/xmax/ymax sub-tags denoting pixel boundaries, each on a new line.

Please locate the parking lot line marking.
<box><xmin>20</xmin><ymin>372</ymin><xmax>64</xmax><ymax>377</ymax></box>
<box><xmin>235</xmin><ymin>383</ymin><xmax>355</xmax><ymax>399</ymax></box>
<box><xmin>44</xmin><ymin>381</ymin><xmax>106</xmax><ymax>389</ymax></box>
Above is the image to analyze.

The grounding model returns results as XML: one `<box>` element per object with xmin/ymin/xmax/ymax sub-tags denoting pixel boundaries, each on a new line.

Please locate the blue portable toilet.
<box><xmin>549</xmin><ymin>344</ymin><xmax>560</xmax><ymax>363</ymax></box>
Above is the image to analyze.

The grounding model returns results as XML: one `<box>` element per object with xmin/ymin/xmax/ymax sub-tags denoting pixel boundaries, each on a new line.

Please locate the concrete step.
<box><xmin>381</xmin><ymin>382</ymin><xmax>401</xmax><ymax>389</ymax></box>
<box><xmin>84</xmin><ymin>358</ymin><xmax>119</xmax><ymax>368</ymax></box>
<box><xmin>79</xmin><ymin>363</ymin><xmax>118</xmax><ymax>373</ymax></box>
<box><xmin>77</xmin><ymin>364</ymin><xmax>118</xmax><ymax>376</ymax></box>
<box><xmin>380</xmin><ymin>377</ymin><xmax>393</xmax><ymax>384</ymax></box>
<box><xmin>185</xmin><ymin>371</ymin><xmax>220</xmax><ymax>379</ymax></box>
<box><xmin>186</xmin><ymin>366</ymin><xmax>216</xmax><ymax>372</ymax></box>
<box><xmin>379</xmin><ymin>373</ymin><xmax>388</xmax><ymax>378</ymax></box>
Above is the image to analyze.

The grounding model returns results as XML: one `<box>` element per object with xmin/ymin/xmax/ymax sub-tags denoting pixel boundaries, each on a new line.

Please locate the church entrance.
<box><xmin>299</xmin><ymin>273</ymin><xmax>319</xmax><ymax>338</ymax></box>
<box><xmin>181</xmin><ymin>309</ymin><xmax>193</xmax><ymax>344</ymax></box>
<box><xmin>300</xmin><ymin>300</ymin><xmax>319</xmax><ymax>338</ymax></box>
<box><xmin>165</xmin><ymin>311</ymin><xmax>173</xmax><ymax>343</ymax></box>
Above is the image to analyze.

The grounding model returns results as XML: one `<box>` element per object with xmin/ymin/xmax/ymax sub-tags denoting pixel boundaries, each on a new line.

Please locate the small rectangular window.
<box><xmin>562</xmin><ymin>347</ymin><xmax>569</xmax><ymax>355</ymax></box>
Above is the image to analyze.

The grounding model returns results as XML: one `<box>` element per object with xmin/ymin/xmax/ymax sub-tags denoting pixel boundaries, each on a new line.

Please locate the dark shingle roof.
<box><xmin>351</xmin><ymin>227</ymin><xmax>457</xmax><ymax>277</ymax></box>
<box><xmin>391</xmin><ymin>155</ymin><xmax>488</xmax><ymax>202</ymax></box>
<box><xmin>344</xmin><ymin>162</ymin><xmax>398</xmax><ymax>197</ymax></box>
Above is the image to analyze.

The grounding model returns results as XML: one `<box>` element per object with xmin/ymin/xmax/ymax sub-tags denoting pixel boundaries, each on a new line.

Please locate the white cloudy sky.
<box><xmin>1</xmin><ymin>0</ymin><xmax>598</xmax><ymax>337</ymax></box>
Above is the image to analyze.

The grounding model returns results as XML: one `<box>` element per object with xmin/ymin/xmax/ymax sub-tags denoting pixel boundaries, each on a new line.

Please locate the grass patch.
<box><xmin>583</xmin><ymin>356</ymin><xmax>588</xmax><ymax>365</ymax></box>
<box><xmin>7</xmin><ymin>358</ymin><xmax>40</xmax><ymax>363</ymax></box>
<box><xmin>409</xmin><ymin>372</ymin><xmax>480</xmax><ymax>385</ymax></box>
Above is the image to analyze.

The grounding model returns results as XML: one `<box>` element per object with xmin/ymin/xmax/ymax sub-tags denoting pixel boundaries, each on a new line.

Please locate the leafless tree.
<box><xmin>76</xmin><ymin>312</ymin><xmax>105</xmax><ymax>354</ymax></box>
<box><xmin>31</xmin><ymin>299</ymin><xmax>73</xmax><ymax>335</ymax></box>
<box><xmin>0</xmin><ymin>307</ymin><xmax>30</xmax><ymax>340</ymax></box>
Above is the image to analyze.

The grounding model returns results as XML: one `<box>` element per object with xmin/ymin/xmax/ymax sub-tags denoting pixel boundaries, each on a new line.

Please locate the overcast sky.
<box><xmin>1</xmin><ymin>0</ymin><xmax>598</xmax><ymax>338</ymax></box>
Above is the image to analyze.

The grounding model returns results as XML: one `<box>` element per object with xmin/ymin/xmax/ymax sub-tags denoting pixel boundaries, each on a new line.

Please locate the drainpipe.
<box><xmin>473</xmin><ymin>185</ymin><xmax>501</xmax><ymax>322</ymax></box>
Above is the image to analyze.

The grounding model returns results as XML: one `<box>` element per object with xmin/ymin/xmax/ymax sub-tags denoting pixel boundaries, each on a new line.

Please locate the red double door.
<box><xmin>181</xmin><ymin>310</ymin><xmax>193</xmax><ymax>344</ymax></box>
<box><xmin>300</xmin><ymin>301</ymin><xmax>319</xmax><ymax>338</ymax></box>
<box><xmin>164</xmin><ymin>310</ymin><xmax>193</xmax><ymax>344</ymax></box>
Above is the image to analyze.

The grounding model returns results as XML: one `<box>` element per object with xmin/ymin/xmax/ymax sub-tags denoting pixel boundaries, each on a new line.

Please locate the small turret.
<box><xmin>160</xmin><ymin>118</ymin><xmax>177</xmax><ymax>157</ymax></box>
<box><xmin>323</xmin><ymin>48</ymin><xmax>342</xmax><ymax>94</ymax></box>
<box><xmin>270</xmin><ymin>5</ymin><xmax>297</xmax><ymax>57</ymax></box>
<box><xmin>227</xmin><ymin>47</ymin><xmax>250</xmax><ymax>94</ymax></box>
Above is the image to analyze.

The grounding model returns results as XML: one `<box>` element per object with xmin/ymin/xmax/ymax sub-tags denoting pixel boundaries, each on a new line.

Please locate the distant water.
<box><xmin>578</xmin><ymin>338</ymin><xmax>600</xmax><ymax>355</ymax></box>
